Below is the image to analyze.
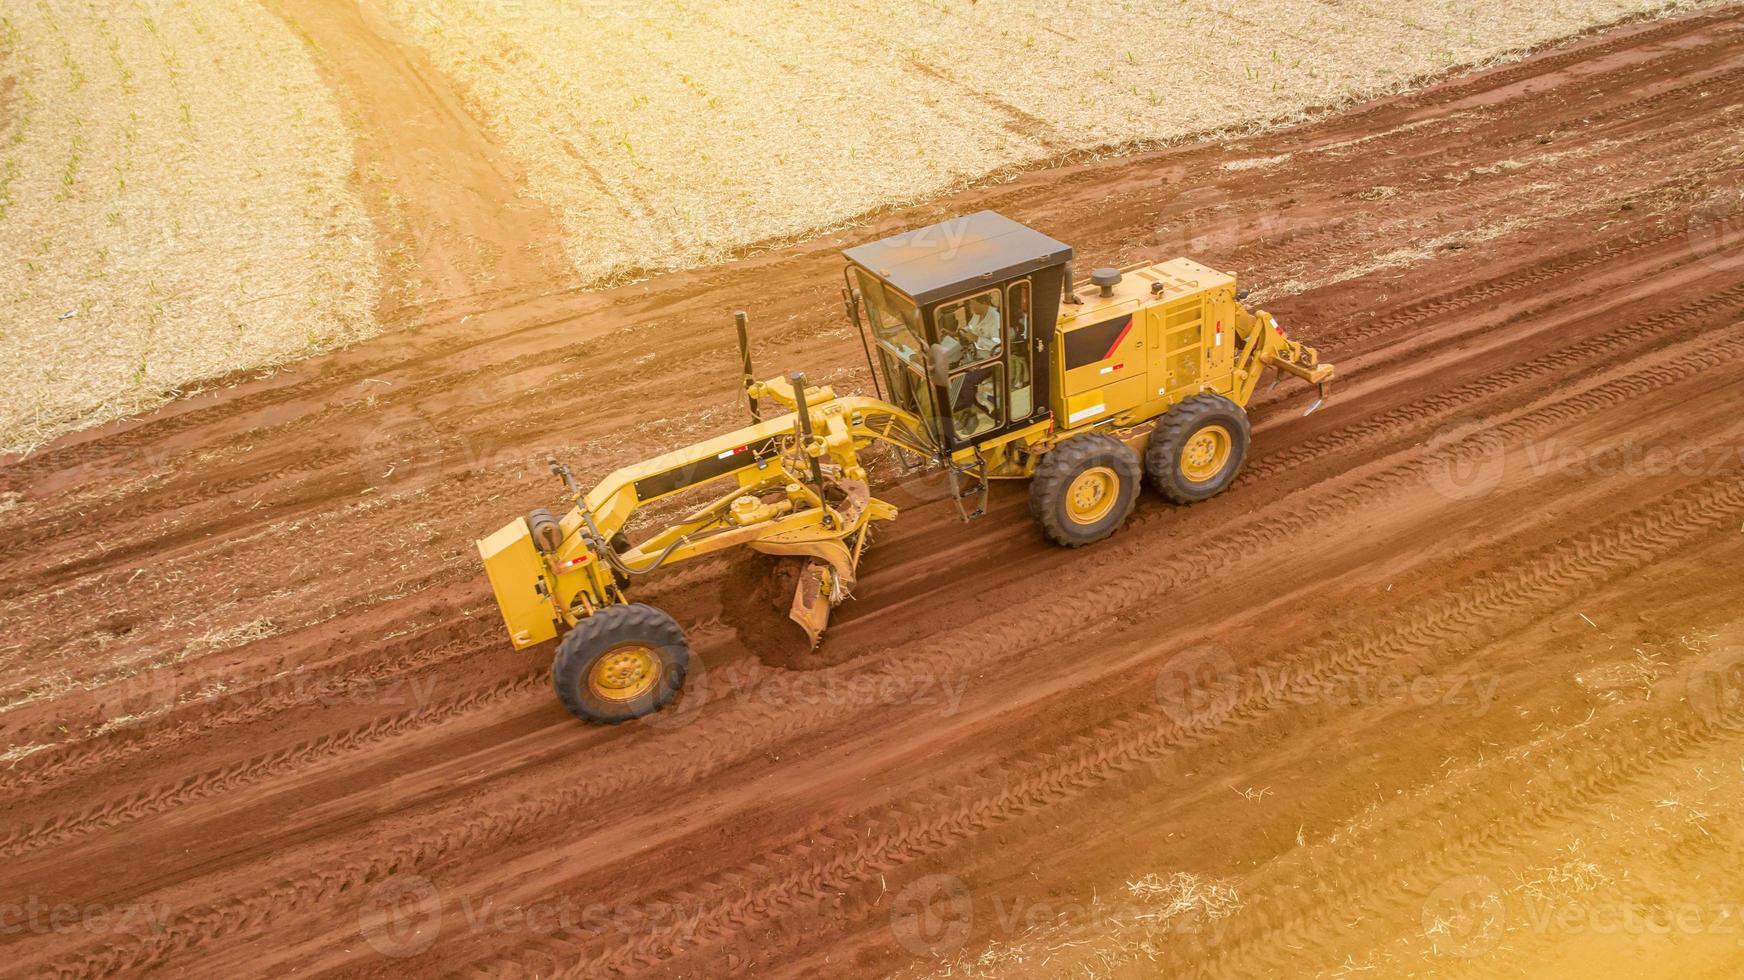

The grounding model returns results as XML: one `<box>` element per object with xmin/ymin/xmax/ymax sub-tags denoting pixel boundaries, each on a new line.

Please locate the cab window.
<box><xmin>854</xmin><ymin>268</ymin><xmax>925</xmax><ymax>364</ymax></box>
<box><xmin>947</xmin><ymin>364</ymin><xmax>1004</xmax><ymax>440</ymax></box>
<box><xmin>934</xmin><ymin>288</ymin><xmax>1003</xmax><ymax>370</ymax></box>
<box><xmin>933</xmin><ymin>287</ymin><xmax>1006</xmax><ymax>439</ymax></box>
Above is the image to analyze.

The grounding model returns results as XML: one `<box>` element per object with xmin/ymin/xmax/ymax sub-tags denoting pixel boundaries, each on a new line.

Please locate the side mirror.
<box><xmin>927</xmin><ymin>343</ymin><xmax>953</xmax><ymax>387</ymax></box>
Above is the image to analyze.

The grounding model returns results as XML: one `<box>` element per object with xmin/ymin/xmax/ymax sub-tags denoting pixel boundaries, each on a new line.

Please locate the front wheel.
<box><xmin>552</xmin><ymin>603</ymin><xmax>689</xmax><ymax>723</ymax></box>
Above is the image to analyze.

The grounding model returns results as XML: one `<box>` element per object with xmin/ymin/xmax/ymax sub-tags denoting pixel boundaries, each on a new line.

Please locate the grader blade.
<box><xmin>788</xmin><ymin>560</ymin><xmax>833</xmax><ymax>648</ymax></box>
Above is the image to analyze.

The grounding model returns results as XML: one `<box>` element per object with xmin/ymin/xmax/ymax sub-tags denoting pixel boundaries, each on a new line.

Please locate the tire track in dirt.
<box><xmin>1186</xmin><ymin>698</ymin><xmax>1744</xmax><ymax>977</ymax></box>
<box><xmin>39</xmin><ymin>259</ymin><xmax>1744</xmax><ymax>849</ymax></box>
<box><xmin>19</xmin><ymin>283</ymin><xmax>1734</xmax><ymax>861</ymax></box>
<box><xmin>483</xmin><ymin>470</ymin><xmax>1744</xmax><ymax>979</ymax></box>
<box><xmin>4</xmin><ymin>209</ymin><xmax>1688</xmax><ymax>782</ymax></box>
<box><xmin>36</xmin><ymin>304</ymin><xmax>1744</xmax><ymax>979</ymax></box>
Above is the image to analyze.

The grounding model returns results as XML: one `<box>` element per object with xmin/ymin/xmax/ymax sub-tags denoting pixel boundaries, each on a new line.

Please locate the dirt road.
<box><xmin>4</xmin><ymin>8</ymin><xmax>1744</xmax><ymax>978</ymax></box>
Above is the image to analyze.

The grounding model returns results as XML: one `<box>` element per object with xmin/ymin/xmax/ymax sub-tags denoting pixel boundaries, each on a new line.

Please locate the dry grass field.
<box><xmin>367</xmin><ymin>0</ymin><xmax>1701</xmax><ymax>285</ymax></box>
<box><xmin>0</xmin><ymin>0</ymin><xmax>1706</xmax><ymax>453</ymax></box>
<box><xmin>0</xmin><ymin>0</ymin><xmax>375</xmax><ymax>455</ymax></box>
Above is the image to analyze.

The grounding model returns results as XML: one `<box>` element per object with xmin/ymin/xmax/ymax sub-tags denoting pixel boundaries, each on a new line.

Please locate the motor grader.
<box><xmin>478</xmin><ymin>211</ymin><xmax>1333</xmax><ymax>723</ymax></box>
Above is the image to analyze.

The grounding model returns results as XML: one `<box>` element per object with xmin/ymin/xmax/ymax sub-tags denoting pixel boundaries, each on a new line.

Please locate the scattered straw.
<box><xmin>1222</xmin><ymin>154</ymin><xmax>1292</xmax><ymax>172</ymax></box>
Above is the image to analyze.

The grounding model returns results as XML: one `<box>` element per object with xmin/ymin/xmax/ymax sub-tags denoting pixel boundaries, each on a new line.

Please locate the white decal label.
<box><xmin>1068</xmin><ymin>403</ymin><xmax>1104</xmax><ymax>424</ymax></box>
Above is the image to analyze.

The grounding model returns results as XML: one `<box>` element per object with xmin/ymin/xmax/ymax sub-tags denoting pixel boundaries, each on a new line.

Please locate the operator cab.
<box><xmin>843</xmin><ymin>211</ymin><xmax>1070</xmax><ymax>451</ymax></box>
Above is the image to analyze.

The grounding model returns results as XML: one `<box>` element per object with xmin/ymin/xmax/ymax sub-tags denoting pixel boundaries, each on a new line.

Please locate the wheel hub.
<box><xmin>1066</xmin><ymin>466</ymin><xmax>1119</xmax><ymax>523</ymax></box>
<box><xmin>1180</xmin><ymin>425</ymin><xmax>1232</xmax><ymax>482</ymax></box>
<box><xmin>588</xmin><ymin>645</ymin><xmax>660</xmax><ymax>702</ymax></box>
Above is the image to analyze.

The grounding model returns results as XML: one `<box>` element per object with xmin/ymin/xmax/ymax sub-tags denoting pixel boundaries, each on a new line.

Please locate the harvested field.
<box><xmin>0</xmin><ymin>0</ymin><xmax>380</xmax><ymax>456</ymax></box>
<box><xmin>5</xmin><ymin>5</ymin><xmax>1744</xmax><ymax>980</ymax></box>
<box><xmin>366</xmin><ymin>0</ymin><xmax>1707</xmax><ymax>283</ymax></box>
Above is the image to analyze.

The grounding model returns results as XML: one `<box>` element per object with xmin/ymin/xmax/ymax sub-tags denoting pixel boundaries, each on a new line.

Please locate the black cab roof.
<box><xmin>842</xmin><ymin>210</ymin><xmax>1073</xmax><ymax>305</ymax></box>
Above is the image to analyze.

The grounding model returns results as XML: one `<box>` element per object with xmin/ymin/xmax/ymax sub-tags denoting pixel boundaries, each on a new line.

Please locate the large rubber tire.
<box><xmin>1028</xmin><ymin>432</ymin><xmax>1142</xmax><ymax>547</ymax></box>
<box><xmin>552</xmin><ymin>603</ymin><xmax>689</xmax><ymax>724</ymax></box>
<box><xmin>1146</xmin><ymin>393</ymin><xmax>1251</xmax><ymax>504</ymax></box>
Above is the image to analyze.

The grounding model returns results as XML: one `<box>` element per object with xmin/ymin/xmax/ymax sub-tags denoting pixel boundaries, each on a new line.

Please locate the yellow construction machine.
<box><xmin>478</xmin><ymin>211</ymin><xmax>1333</xmax><ymax>723</ymax></box>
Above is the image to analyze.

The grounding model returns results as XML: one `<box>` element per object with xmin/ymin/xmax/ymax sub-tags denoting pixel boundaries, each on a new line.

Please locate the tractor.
<box><xmin>478</xmin><ymin>211</ymin><xmax>1333</xmax><ymax>723</ymax></box>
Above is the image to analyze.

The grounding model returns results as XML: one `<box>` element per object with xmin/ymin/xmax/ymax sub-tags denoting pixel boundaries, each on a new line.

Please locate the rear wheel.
<box><xmin>1029</xmin><ymin>432</ymin><xmax>1142</xmax><ymax>547</ymax></box>
<box><xmin>1146</xmin><ymin>393</ymin><xmax>1251</xmax><ymax>504</ymax></box>
<box><xmin>551</xmin><ymin>603</ymin><xmax>689</xmax><ymax>723</ymax></box>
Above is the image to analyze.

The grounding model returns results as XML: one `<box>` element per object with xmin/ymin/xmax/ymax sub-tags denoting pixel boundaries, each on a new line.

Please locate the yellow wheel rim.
<box><xmin>587</xmin><ymin>644</ymin><xmax>661</xmax><ymax>703</ymax></box>
<box><xmin>1066</xmin><ymin>466</ymin><xmax>1120</xmax><ymax>524</ymax></box>
<box><xmin>1180</xmin><ymin>424</ymin><xmax>1233</xmax><ymax>483</ymax></box>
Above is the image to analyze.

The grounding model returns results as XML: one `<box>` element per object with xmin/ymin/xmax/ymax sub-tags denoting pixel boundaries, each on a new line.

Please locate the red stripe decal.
<box><xmin>1103</xmin><ymin>316</ymin><xmax>1134</xmax><ymax>360</ymax></box>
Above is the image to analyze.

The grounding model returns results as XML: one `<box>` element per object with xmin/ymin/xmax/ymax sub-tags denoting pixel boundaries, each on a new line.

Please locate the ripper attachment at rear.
<box><xmin>478</xmin><ymin>210</ymin><xmax>1336</xmax><ymax>724</ymax></box>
